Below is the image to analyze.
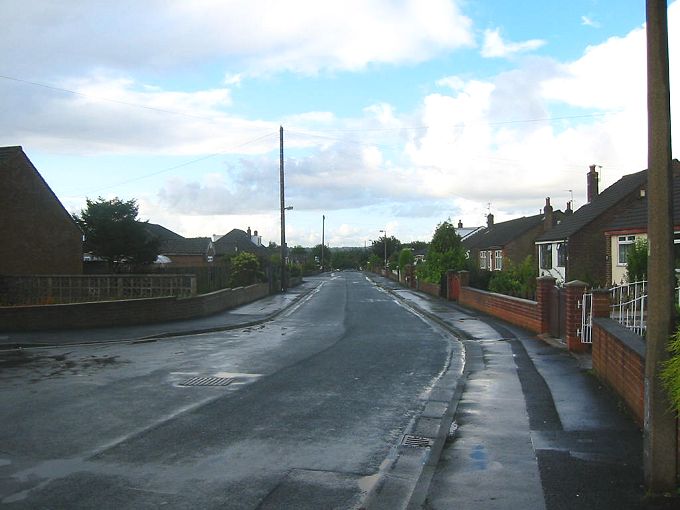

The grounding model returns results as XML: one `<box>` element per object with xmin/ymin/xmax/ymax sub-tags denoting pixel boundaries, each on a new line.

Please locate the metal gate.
<box><xmin>579</xmin><ymin>291</ymin><xmax>593</xmax><ymax>344</ymax></box>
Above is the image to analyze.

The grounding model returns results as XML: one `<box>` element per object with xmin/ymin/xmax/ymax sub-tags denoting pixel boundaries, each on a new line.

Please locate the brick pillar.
<box><xmin>565</xmin><ymin>280</ymin><xmax>588</xmax><ymax>352</ymax></box>
<box><xmin>536</xmin><ymin>275</ymin><xmax>556</xmax><ymax>334</ymax></box>
<box><xmin>591</xmin><ymin>288</ymin><xmax>610</xmax><ymax>318</ymax></box>
<box><xmin>447</xmin><ymin>270</ymin><xmax>458</xmax><ymax>301</ymax></box>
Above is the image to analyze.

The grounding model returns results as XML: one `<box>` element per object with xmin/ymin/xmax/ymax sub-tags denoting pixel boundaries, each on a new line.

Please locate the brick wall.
<box><xmin>417</xmin><ymin>279</ymin><xmax>441</xmax><ymax>298</ymax></box>
<box><xmin>592</xmin><ymin>317</ymin><xmax>645</xmax><ymax>426</ymax></box>
<box><xmin>1</xmin><ymin>149</ymin><xmax>83</xmax><ymax>275</ymax></box>
<box><xmin>0</xmin><ymin>283</ymin><xmax>270</xmax><ymax>331</ymax></box>
<box><xmin>458</xmin><ymin>286</ymin><xmax>542</xmax><ymax>333</ymax></box>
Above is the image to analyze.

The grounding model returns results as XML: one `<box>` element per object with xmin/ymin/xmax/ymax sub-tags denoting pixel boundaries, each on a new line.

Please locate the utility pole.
<box><xmin>321</xmin><ymin>214</ymin><xmax>325</xmax><ymax>272</ymax></box>
<box><xmin>380</xmin><ymin>229</ymin><xmax>387</xmax><ymax>268</ymax></box>
<box><xmin>644</xmin><ymin>0</ymin><xmax>677</xmax><ymax>492</ymax></box>
<box><xmin>279</xmin><ymin>126</ymin><xmax>286</xmax><ymax>292</ymax></box>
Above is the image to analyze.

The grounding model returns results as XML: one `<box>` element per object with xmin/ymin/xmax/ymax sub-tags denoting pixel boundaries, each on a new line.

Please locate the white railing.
<box><xmin>610</xmin><ymin>280</ymin><xmax>648</xmax><ymax>336</ymax></box>
<box><xmin>581</xmin><ymin>280</ymin><xmax>670</xmax><ymax>342</ymax></box>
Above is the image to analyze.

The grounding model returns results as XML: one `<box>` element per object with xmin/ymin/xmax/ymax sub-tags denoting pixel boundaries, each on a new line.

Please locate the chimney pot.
<box><xmin>457</xmin><ymin>220</ymin><xmax>463</xmax><ymax>228</ymax></box>
<box><xmin>587</xmin><ymin>165</ymin><xmax>599</xmax><ymax>203</ymax></box>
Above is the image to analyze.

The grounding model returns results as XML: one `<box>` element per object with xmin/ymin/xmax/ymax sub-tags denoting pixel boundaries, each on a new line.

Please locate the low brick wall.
<box><xmin>0</xmin><ymin>283</ymin><xmax>270</xmax><ymax>332</ymax></box>
<box><xmin>417</xmin><ymin>280</ymin><xmax>441</xmax><ymax>298</ymax></box>
<box><xmin>592</xmin><ymin>318</ymin><xmax>645</xmax><ymax>427</ymax></box>
<box><xmin>459</xmin><ymin>286</ymin><xmax>542</xmax><ymax>333</ymax></box>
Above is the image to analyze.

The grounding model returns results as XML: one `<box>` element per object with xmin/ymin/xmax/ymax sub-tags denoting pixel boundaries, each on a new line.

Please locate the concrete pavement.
<box><xmin>369</xmin><ymin>274</ymin><xmax>679</xmax><ymax>510</ymax></box>
<box><xmin>0</xmin><ymin>279</ymin><xmax>320</xmax><ymax>349</ymax></box>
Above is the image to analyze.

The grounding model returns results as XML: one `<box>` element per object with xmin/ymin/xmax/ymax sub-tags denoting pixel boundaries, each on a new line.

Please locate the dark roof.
<box><xmin>605</xmin><ymin>166</ymin><xmax>680</xmax><ymax>231</ymax></box>
<box><xmin>145</xmin><ymin>223</ymin><xmax>185</xmax><ymax>241</ymax></box>
<box><xmin>213</xmin><ymin>228</ymin><xmax>268</xmax><ymax>257</ymax></box>
<box><xmin>160</xmin><ymin>237</ymin><xmax>212</xmax><ymax>256</ymax></box>
<box><xmin>536</xmin><ymin>169</ymin><xmax>648</xmax><ymax>242</ymax></box>
<box><xmin>0</xmin><ymin>146</ymin><xmax>22</xmax><ymax>163</ymax></box>
<box><xmin>213</xmin><ymin>228</ymin><xmax>267</xmax><ymax>255</ymax></box>
<box><xmin>463</xmin><ymin>213</ymin><xmax>545</xmax><ymax>250</ymax></box>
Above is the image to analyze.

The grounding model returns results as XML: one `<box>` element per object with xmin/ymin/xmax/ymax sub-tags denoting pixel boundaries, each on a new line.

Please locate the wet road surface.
<box><xmin>0</xmin><ymin>272</ymin><xmax>461</xmax><ymax>509</ymax></box>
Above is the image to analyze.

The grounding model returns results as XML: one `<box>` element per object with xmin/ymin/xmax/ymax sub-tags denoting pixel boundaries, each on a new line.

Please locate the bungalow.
<box><xmin>463</xmin><ymin>198</ymin><xmax>561</xmax><ymax>271</ymax></box>
<box><xmin>535</xmin><ymin>164</ymin><xmax>653</xmax><ymax>286</ymax></box>
<box><xmin>144</xmin><ymin>224</ymin><xmax>214</xmax><ymax>267</ymax></box>
<box><xmin>604</xmin><ymin>160</ymin><xmax>680</xmax><ymax>284</ymax></box>
<box><xmin>213</xmin><ymin>227</ymin><xmax>269</xmax><ymax>259</ymax></box>
<box><xmin>0</xmin><ymin>146</ymin><xmax>83</xmax><ymax>275</ymax></box>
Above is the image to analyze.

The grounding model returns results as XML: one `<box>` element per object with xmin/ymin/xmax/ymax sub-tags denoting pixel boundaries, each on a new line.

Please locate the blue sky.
<box><xmin>1</xmin><ymin>0</ymin><xmax>677</xmax><ymax>248</ymax></box>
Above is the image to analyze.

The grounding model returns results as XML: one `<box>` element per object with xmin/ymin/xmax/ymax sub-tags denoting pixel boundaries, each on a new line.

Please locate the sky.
<box><xmin>2</xmin><ymin>0</ymin><xmax>678</xmax><ymax>248</ymax></box>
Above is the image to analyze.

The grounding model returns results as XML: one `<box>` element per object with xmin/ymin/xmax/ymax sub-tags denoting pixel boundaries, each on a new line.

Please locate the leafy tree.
<box><xmin>626</xmin><ymin>238</ymin><xmax>648</xmax><ymax>282</ymax></box>
<box><xmin>372</xmin><ymin>236</ymin><xmax>401</xmax><ymax>264</ymax></box>
<box><xmin>398</xmin><ymin>248</ymin><xmax>414</xmax><ymax>269</ymax></box>
<box><xmin>73</xmin><ymin>197</ymin><xmax>159</xmax><ymax>271</ymax></box>
<box><xmin>312</xmin><ymin>244</ymin><xmax>331</xmax><ymax>269</ymax></box>
<box><xmin>230</xmin><ymin>252</ymin><xmax>263</xmax><ymax>287</ymax></box>
<box><xmin>417</xmin><ymin>220</ymin><xmax>466</xmax><ymax>283</ymax></box>
<box><xmin>403</xmin><ymin>240</ymin><xmax>429</xmax><ymax>252</ymax></box>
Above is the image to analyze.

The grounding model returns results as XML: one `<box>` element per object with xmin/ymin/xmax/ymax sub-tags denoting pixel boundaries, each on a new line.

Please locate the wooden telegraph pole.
<box><xmin>644</xmin><ymin>0</ymin><xmax>677</xmax><ymax>492</ymax></box>
<box><xmin>279</xmin><ymin>126</ymin><xmax>286</xmax><ymax>292</ymax></box>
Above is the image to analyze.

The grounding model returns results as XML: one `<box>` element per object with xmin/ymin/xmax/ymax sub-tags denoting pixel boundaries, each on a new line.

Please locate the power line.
<box><xmin>0</xmin><ymin>74</ymin><xmax>226</xmax><ymax>121</ymax></box>
<box><xmin>79</xmin><ymin>131</ymin><xmax>278</xmax><ymax>195</ymax></box>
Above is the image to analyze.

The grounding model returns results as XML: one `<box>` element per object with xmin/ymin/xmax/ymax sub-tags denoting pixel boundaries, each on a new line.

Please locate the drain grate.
<box><xmin>179</xmin><ymin>376</ymin><xmax>235</xmax><ymax>387</ymax></box>
<box><xmin>402</xmin><ymin>434</ymin><xmax>434</xmax><ymax>448</ymax></box>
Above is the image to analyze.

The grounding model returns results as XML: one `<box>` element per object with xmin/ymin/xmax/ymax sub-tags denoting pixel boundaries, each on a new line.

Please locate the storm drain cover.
<box><xmin>402</xmin><ymin>434</ymin><xmax>434</xmax><ymax>448</ymax></box>
<box><xmin>180</xmin><ymin>376</ymin><xmax>235</xmax><ymax>387</ymax></box>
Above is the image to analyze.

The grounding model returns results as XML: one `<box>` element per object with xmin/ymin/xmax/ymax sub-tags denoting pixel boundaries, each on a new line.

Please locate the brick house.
<box><xmin>603</xmin><ymin>160</ymin><xmax>680</xmax><ymax>284</ymax></box>
<box><xmin>145</xmin><ymin>223</ymin><xmax>215</xmax><ymax>267</ymax></box>
<box><xmin>535</xmin><ymin>165</ymin><xmax>654</xmax><ymax>286</ymax></box>
<box><xmin>213</xmin><ymin>227</ymin><xmax>269</xmax><ymax>260</ymax></box>
<box><xmin>463</xmin><ymin>198</ymin><xmax>561</xmax><ymax>272</ymax></box>
<box><xmin>0</xmin><ymin>146</ymin><xmax>82</xmax><ymax>275</ymax></box>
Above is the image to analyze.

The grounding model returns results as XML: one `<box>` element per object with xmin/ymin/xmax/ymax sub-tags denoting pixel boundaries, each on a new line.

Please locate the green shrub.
<box><xmin>661</xmin><ymin>328</ymin><xmax>680</xmax><ymax>413</ymax></box>
<box><xmin>488</xmin><ymin>256</ymin><xmax>537</xmax><ymax>299</ymax></box>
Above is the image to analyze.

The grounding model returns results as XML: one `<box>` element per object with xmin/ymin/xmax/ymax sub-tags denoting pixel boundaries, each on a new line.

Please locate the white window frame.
<box><xmin>617</xmin><ymin>235</ymin><xmax>636</xmax><ymax>265</ymax></box>
<box><xmin>479</xmin><ymin>250</ymin><xmax>487</xmax><ymax>269</ymax></box>
<box><xmin>494</xmin><ymin>250</ymin><xmax>503</xmax><ymax>271</ymax></box>
<box><xmin>539</xmin><ymin>243</ymin><xmax>552</xmax><ymax>270</ymax></box>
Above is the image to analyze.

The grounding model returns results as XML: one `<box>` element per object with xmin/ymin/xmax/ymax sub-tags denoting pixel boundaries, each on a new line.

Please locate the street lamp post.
<box><xmin>379</xmin><ymin>229</ymin><xmax>387</xmax><ymax>268</ymax></box>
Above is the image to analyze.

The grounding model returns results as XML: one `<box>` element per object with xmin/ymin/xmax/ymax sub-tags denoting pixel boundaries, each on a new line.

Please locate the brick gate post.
<box><xmin>536</xmin><ymin>275</ymin><xmax>556</xmax><ymax>334</ymax></box>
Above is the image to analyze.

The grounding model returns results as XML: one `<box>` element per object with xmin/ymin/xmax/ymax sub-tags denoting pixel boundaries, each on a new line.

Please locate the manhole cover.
<box><xmin>402</xmin><ymin>434</ymin><xmax>434</xmax><ymax>448</ymax></box>
<box><xmin>179</xmin><ymin>376</ymin><xmax>235</xmax><ymax>387</ymax></box>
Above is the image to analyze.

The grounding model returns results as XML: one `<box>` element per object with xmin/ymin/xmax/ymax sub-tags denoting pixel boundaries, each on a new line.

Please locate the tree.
<box><xmin>417</xmin><ymin>220</ymin><xmax>466</xmax><ymax>283</ymax></box>
<box><xmin>73</xmin><ymin>197</ymin><xmax>159</xmax><ymax>271</ymax></box>
<box><xmin>626</xmin><ymin>238</ymin><xmax>649</xmax><ymax>282</ymax></box>
<box><xmin>371</xmin><ymin>236</ymin><xmax>401</xmax><ymax>263</ymax></box>
<box><xmin>230</xmin><ymin>252</ymin><xmax>263</xmax><ymax>287</ymax></box>
<box><xmin>398</xmin><ymin>248</ymin><xmax>414</xmax><ymax>269</ymax></box>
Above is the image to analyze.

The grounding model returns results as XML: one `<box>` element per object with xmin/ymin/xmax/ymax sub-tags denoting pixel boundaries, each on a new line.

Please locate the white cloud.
<box><xmin>1</xmin><ymin>0</ymin><xmax>474</xmax><ymax>78</ymax></box>
<box><xmin>481</xmin><ymin>28</ymin><xmax>546</xmax><ymax>58</ymax></box>
<box><xmin>581</xmin><ymin>15</ymin><xmax>601</xmax><ymax>28</ymax></box>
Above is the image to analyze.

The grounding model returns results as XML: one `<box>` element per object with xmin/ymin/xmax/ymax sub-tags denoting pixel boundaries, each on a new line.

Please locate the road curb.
<box><xmin>362</xmin><ymin>277</ymin><xmax>475</xmax><ymax>510</ymax></box>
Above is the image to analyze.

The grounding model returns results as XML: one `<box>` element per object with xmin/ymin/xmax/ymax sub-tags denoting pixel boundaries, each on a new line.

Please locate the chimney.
<box><xmin>565</xmin><ymin>201</ymin><xmax>573</xmax><ymax>215</ymax></box>
<box><xmin>247</xmin><ymin>226</ymin><xmax>252</xmax><ymax>237</ymax></box>
<box><xmin>487</xmin><ymin>213</ymin><xmax>494</xmax><ymax>228</ymax></box>
<box><xmin>543</xmin><ymin>197</ymin><xmax>554</xmax><ymax>229</ymax></box>
<box><xmin>587</xmin><ymin>165</ymin><xmax>599</xmax><ymax>203</ymax></box>
<box><xmin>457</xmin><ymin>220</ymin><xmax>463</xmax><ymax>228</ymax></box>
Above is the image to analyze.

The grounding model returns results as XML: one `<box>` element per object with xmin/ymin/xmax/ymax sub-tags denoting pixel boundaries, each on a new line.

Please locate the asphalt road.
<box><xmin>0</xmin><ymin>271</ymin><xmax>459</xmax><ymax>509</ymax></box>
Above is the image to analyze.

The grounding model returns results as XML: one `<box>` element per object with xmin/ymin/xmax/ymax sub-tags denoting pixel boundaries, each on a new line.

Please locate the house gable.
<box><xmin>0</xmin><ymin>146</ymin><xmax>83</xmax><ymax>275</ymax></box>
